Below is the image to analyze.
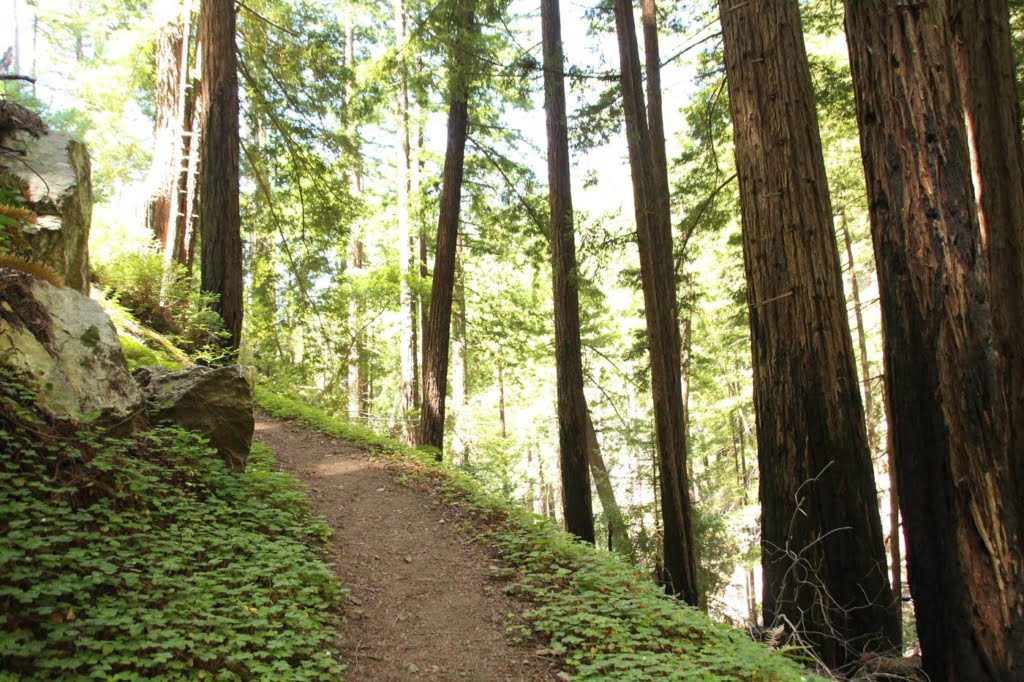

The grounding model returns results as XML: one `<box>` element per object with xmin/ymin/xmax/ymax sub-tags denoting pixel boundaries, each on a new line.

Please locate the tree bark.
<box><xmin>541</xmin><ymin>0</ymin><xmax>595</xmax><ymax>545</ymax></box>
<box><xmin>417</xmin><ymin>3</ymin><xmax>473</xmax><ymax>455</ymax></box>
<box><xmin>612</xmin><ymin>0</ymin><xmax>698</xmax><ymax>605</ymax></box>
<box><xmin>198</xmin><ymin>0</ymin><xmax>242</xmax><ymax>352</ymax></box>
<box><xmin>720</xmin><ymin>1</ymin><xmax>899</xmax><ymax>667</ymax></box>
<box><xmin>147</xmin><ymin>14</ymin><xmax>184</xmax><ymax>251</ymax></box>
<box><xmin>843</xmin><ymin>2</ymin><xmax>1024</xmax><ymax>679</ymax></box>
<box><xmin>395</xmin><ymin>0</ymin><xmax>419</xmax><ymax>442</ymax></box>
<box><xmin>950</xmin><ymin>0</ymin><xmax>1024</xmax><ymax>517</ymax></box>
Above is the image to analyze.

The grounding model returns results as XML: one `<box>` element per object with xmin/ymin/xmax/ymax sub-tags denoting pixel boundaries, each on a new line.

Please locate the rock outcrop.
<box><xmin>0</xmin><ymin>130</ymin><xmax>92</xmax><ymax>293</ymax></box>
<box><xmin>0</xmin><ymin>269</ymin><xmax>144</xmax><ymax>429</ymax></box>
<box><xmin>133</xmin><ymin>365</ymin><xmax>255</xmax><ymax>472</ymax></box>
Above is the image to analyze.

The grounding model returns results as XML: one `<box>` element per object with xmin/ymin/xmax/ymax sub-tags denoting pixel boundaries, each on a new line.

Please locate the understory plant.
<box><xmin>92</xmin><ymin>250</ymin><xmax>226</xmax><ymax>353</ymax></box>
<box><xmin>255</xmin><ymin>387</ymin><xmax>819</xmax><ymax>681</ymax></box>
<box><xmin>0</xmin><ymin>366</ymin><xmax>346</xmax><ymax>680</ymax></box>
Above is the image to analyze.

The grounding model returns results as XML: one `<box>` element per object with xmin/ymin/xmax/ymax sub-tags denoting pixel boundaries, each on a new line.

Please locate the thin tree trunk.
<box><xmin>951</xmin><ymin>0</ymin><xmax>1024</xmax><ymax>514</ymax></box>
<box><xmin>839</xmin><ymin>212</ymin><xmax>877</xmax><ymax>461</ymax></box>
<box><xmin>612</xmin><ymin>0</ymin><xmax>699</xmax><ymax>605</ymax></box>
<box><xmin>181</xmin><ymin>80</ymin><xmax>201</xmax><ymax>274</ymax></box>
<box><xmin>542</xmin><ymin>0</ymin><xmax>595</xmax><ymax>544</ymax></box>
<box><xmin>415</xmin><ymin>110</ymin><xmax>429</xmax><ymax>385</ymax></box>
<box><xmin>198</xmin><ymin>0</ymin><xmax>242</xmax><ymax>352</ymax></box>
<box><xmin>417</xmin><ymin>2</ymin><xmax>473</xmax><ymax>455</ymax></box>
<box><xmin>12</xmin><ymin>0</ymin><xmax>19</xmax><ymax>73</ymax></box>
<box><xmin>450</xmin><ymin>250</ymin><xmax>468</xmax><ymax>462</ymax></box>
<box><xmin>720</xmin><ymin>0</ymin><xmax>899</xmax><ymax>666</ymax></box>
<box><xmin>585</xmin><ymin>412</ymin><xmax>632</xmax><ymax>556</ymax></box>
<box><xmin>526</xmin><ymin>446</ymin><xmax>536</xmax><ymax>512</ymax></box>
<box><xmin>839</xmin><ymin>210</ymin><xmax>900</xmax><ymax>610</ymax></box>
<box><xmin>497</xmin><ymin>361</ymin><xmax>507</xmax><ymax>439</ymax></box>
<box><xmin>343</xmin><ymin>10</ymin><xmax>367</xmax><ymax>421</ymax></box>
<box><xmin>843</xmin><ymin>2</ymin><xmax>1023</xmax><ymax>678</ymax></box>
<box><xmin>395</xmin><ymin>0</ymin><xmax>419</xmax><ymax>442</ymax></box>
<box><xmin>347</xmin><ymin>230</ymin><xmax>366</xmax><ymax>420</ymax></box>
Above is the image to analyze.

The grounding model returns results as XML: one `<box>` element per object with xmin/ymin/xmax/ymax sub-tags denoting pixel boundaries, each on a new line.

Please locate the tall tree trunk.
<box><xmin>174</xmin><ymin>85</ymin><xmax>196</xmax><ymax>267</ymax></box>
<box><xmin>160</xmin><ymin>0</ymin><xmax>193</xmax><ymax>294</ymax></box>
<box><xmin>611</xmin><ymin>0</ymin><xmax>699</xmax><ymax>605</ymax></box>
<box><xmin>542</xmin><ymin>0</ymin><xmax>595</xmax><ymax>545</ymax></box>
<box><xmin>450</xmin><ymin>250</ymin><xmax>468</xmax><ymax>463</ymax></box>
<box><xmin>417</xmin><ymin>3</ymin><xmax>473</xmax><ymax>455</ymax></box>
<box><xmin>951</xmin><ymin>0</ymin><xmax>1024</xmax><ymax>513</ymax></box>
<box><xmin>497</xmin><ymin>361</ymin><xmax>507</xmax><ymax>439</ymax></box>
<box><xmin>839</xmin><ymin>211</ymin><xmax>901</xmax><ymax>610</ymax></box>
<box><xmin>347</xmin><ymin>229</ymin><xmax>367</xmax><ymax>420</ymax></box>
<box><xmin>198</xmin><ymin>0</ymin><xmax>242</xmax><ymax>352</ymax></box>
<box><xmin>343</xmin><ymin>9</ymin><xmax>367</xmax><ymax>421</ymax></box>
<box><xmin>720</xmin><ymin>1</ymin><xmax>899</xmax><ymax>667</ymax></box>
<box><xmin>181</xmin><ymin>81</ymin><xmax>202</xmax><ymax>274</ymax></box>
<box><xmin>843</xmin><ymin>2</ymin><xmax>1024</xmax><ymax>679</ymax></box>
<box><xmin>395</xmin><ymin>0</ymin><xmax>419</xmax><ymax>442</ymax></box>
<box><xmin>415</xmin><ymin>109</ymin><xmax>429</xmax><ymax>387</ymax></box>
<box><xmin>12</xmin><ymin>0</ymin><xmax>19</xmax><ymax>73</ymax></box>
<box><xmin>147</xmin><ymin>14</ymin><xmax>184</xmax><ymax>250</ymax></box>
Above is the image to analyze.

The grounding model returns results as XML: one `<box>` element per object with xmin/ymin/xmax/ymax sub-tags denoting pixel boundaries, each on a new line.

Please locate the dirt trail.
<box><xmin>254</xmin><ymin>414</ymin><xmax>555</xmax><ymax>681</ymax></box>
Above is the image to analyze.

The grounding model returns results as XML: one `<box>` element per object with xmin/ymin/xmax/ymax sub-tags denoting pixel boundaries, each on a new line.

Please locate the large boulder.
<box><xmin>0</xmin><ymin>269</ymin><xmax>144</xmax><ymax>429</ymax></box>
<box><xmin>0</xmin><ymin>130</ymin><xmax>92</xmax><ymax>293</ymax></box>
<box><xmin>133</xmin><ymin>365</ymin><xmax>255</xmax><ymax>472</ymax></box>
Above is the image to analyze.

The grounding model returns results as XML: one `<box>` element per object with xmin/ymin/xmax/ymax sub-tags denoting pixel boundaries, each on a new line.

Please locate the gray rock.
<box><xmin>1</xmin><ymin>130</ymin><xmax>92</xmax><ymax>292</ymax></box>
<box><xmin>133</xmin><ymin>364</ymin><xmax>255</xmax><ymax>472</ymax></box>
<box><xmin>0</xmin><ymin>269</ymin><xmax>145</xmax><ymax>430</ymax></box>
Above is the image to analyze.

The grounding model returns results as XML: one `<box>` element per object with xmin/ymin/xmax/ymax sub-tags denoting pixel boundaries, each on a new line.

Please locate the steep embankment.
<box><xmin>256</xmin><ymin>389</ymin><xmax>819</xmax><ymax>682</ymax></box>
<box><xmin>0</xmin><ymin>367</ymin><xmax>345</xmax><ymax>680</ymax></box>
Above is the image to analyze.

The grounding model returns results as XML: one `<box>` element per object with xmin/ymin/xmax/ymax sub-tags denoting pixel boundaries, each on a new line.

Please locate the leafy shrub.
<box><xmin>256</xmin><ymin>388</ymin><xmax>819</xmax><ymax>681</ymax></box>
<box><xmin>0</xmin><ymin>366</ymin><xmax>346</xmax><ymax>680</ymax></box>
<box><xmin>92</xmin><ymin>250</ymin><xmax>226</xmax><ymax>353</ymax></box>
<box><xmin>119</xmin><ymin>335</ymin><xmax>184</xmax><ymax>371</ymax></box>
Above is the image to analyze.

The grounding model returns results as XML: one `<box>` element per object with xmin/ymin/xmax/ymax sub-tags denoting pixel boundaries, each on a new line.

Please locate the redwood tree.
<box><xmin>541</xmin><ymin>0</ymin><xmax>595</xmax><ymax>544</ymax></box>
<box><xmin>719</xmin><ymin>0</ymin><xmax>898</xmax><ymax>667</ymax></box>
<box><xmin>950</xmin><ymin>0</ymin><xmax>1024</xmax><ymax>500</ymax></box>
<box><xmin>611</xmin><ymin>0</ymin><xmax>698</xmax><ymax>604</ymax></box>
<box><xmin>395</xmin><ymin>0</ymin><xmax>419</xmax><ymax>441</ymax></box>
<box><xmin>198</xmin><ymin>0</ymin><xmax>243</xmax><ymax>351</ymax></box>
<box><xmin>416</xmin><ymin>0</ymin><xmax>474</xmax><ymax>455</ymax></box>
<box><xmin>843</xmin><ymin>2</ymin><xmax>1024</xmax><ymax>678</ymax></box>
<box><xmin>147</xmin><ymin>12</ymin><xmax>185</xmax><ymax>251</ymax></box>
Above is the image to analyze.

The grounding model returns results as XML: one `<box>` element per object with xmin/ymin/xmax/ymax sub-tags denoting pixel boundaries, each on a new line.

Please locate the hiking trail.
<box><xmin>254</xmin><ymin>413</ymin><xmax>557</xmax><ymax>681</ymax></box>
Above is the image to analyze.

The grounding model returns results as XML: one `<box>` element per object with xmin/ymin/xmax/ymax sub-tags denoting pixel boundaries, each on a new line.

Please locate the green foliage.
<box><xmin>255</xmin><ymin>389</ymin><xmax>819</xmax><ymax>681</ymax></box>
<box><xmin>92</xmin><ymin>249</ymin><xmax>227</xmax><ymax>353</ymax></box>
<box><xmin>119</xmin><ymin>335</ymin><xmax>183</xmax><ymax>371</ymax></box>
<box><xmin>0</xmin><ymin>367</ymin><xmax>346</xmax><ymax>680</ymax></box>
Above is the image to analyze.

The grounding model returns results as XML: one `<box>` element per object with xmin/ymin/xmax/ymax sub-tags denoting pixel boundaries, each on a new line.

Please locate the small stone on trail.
<box><xmin>404</xmin><ymin>555</ymin><xmax>413</xmax><ymax>563</ymax></box>
<box><xmin>376</xmin><ymin>487</ymin><xmax>385</xmax><ymax>492</ymax></box>
<box><xmin>407</xmin><ymin>663</ymin><xmax>419</xmax><ymax>674</ymax></box>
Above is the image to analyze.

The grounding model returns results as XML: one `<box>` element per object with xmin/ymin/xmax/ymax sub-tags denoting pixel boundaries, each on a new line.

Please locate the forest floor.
<box><xmin>254</xmin><ymin>413</ymin><xmax>558</xmax><ymax>681</ymax></box>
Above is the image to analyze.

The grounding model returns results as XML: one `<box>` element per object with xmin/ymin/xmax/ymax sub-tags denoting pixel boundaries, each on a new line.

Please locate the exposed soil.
<box><xmin>254</xmin><ymin>414</ymin><xmax>557</xmax><ymax>682</ymax></box>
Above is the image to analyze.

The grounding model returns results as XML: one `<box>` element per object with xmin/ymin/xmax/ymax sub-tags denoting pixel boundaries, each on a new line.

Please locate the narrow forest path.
<box><xmin>253</xmin><ymin>414</ymin><xmax>557</xmax><ymax>681</ymax></box>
